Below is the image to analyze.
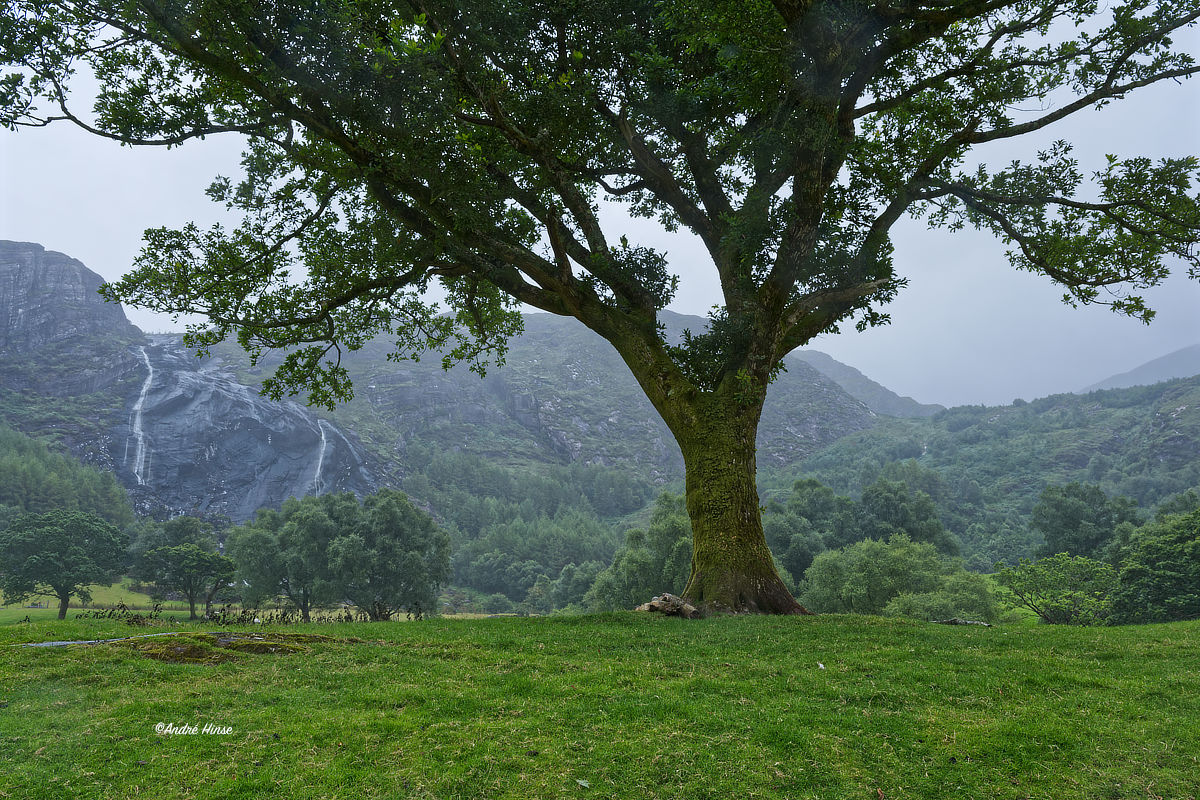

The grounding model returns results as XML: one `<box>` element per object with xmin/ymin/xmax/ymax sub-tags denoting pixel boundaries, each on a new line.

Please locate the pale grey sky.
<box><xmin>2</xmin><ymin>46</ymin><xmax>1198</xmax><ymax>408</ymax></box>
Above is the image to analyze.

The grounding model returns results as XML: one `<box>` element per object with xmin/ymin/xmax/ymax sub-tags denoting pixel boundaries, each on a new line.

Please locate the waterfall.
<box><xmin>128</xmin><ymin>346</ymin><xmax>154</xmax><ymax>486</ymax></box>
<box><xmin>309</xmin><ymin>419</ymin><xmax>329</xmax><ymax>494</ymax></box>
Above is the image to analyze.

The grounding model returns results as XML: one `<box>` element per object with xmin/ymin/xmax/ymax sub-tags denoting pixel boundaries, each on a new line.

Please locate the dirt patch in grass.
<box><xmin>115</xmin><ymin>632</ymin><xmax>333</xmax><ymax>664</ymax></box>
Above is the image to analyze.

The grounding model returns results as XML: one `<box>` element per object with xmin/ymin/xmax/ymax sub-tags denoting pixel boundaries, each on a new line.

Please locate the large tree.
<box><xmin>326</xmin><ymin>489</ymin><xmax>451</xmax><ymax>620</ymax></box>
<box><xmin>226</xmin><ymin>494</ymin><xmax>353</xmax><ymax>621</ymax></box>
<box><xmin>4</xmin><ymin>1</ymin><xmax>1198</xmax><ymax>613</ymax></box>
<box><xmin>0</xmin><ymin>511</ymin><xmax>127</xmax><ymax>619</ymax></box>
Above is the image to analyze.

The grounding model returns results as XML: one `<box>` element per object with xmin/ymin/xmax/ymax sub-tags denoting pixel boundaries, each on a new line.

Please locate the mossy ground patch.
<box><xmin>113</xmin><ymin>632</ymin><xmax>331</xmax><ymax>663</ymax></box>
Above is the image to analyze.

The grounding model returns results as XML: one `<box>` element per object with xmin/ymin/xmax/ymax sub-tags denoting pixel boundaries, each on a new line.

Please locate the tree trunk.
<box><xmin>57</xmin><ymin>592</ymin><xmax>70</xmax><ymax>620</ymax></box>
<box><xmin>204</xmin><ymin>585</ymin><xmax>220</xmax><ymax>619</ymax></box>
<box><xmin>187</xmin><ymin>596</ymin><xmax>198</xmax><ymax>620</ymax></box>
<box><xmin>674</xmin><ymin>401</ymin><xmax>812</xmax><ymax>615</ymax></box>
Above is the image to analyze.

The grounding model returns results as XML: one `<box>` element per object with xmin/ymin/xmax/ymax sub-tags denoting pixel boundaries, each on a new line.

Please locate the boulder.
<box><xmin>634</xmin><ymin>593</ymin><xmax>702</xmax><ymax>619</ymax></box>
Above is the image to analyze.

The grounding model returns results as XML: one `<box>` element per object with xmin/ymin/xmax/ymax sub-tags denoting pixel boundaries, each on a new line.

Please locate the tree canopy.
<box><xmin>1032</xmin><ymin>482</ymin><xmax>1142</xmax><ymax>559</ymax></box>
<box><xmin>4</xmin><ymin>0</ymin><xmax>1198</xmax><ymax>612</ymax></box>
<box><xmin>1111</xmin><ymin>508</ymin><xmax>1200</xmax><ymax>624</ymax></box>
<box><xmin>226</xmin><ymin>493</ymin><xmax>354</xmax><ymax>620</ymax></box>
<box><xmin>141</xmin><ymin>542</ymin><xmax>236</xmax><ymax>619</ymax></box>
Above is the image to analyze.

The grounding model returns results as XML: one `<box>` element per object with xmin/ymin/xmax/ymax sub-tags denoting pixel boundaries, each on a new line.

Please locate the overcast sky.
<box><xmin>2</xmin><ymin>41</ymin><xmax>1198</xmax><ymax>408</ymax></box>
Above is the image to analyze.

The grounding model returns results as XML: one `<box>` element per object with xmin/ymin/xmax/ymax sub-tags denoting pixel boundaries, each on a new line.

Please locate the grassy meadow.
<box><xmin>1</xmin><ymin>611</ymin><xmax>1197</xmax><ymax>800</ymax></box>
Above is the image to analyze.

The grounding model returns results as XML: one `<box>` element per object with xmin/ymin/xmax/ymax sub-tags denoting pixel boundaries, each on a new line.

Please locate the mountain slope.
<box><xmin>1</xmin><ymin>241</ymin><xmax>882</xmax><ymax>520</ymax></box>
<box><xmin>789</xmin><ymin>348</ymin><xmax>943</xmax><ymax>417</ymax></box>
<box><xmin>1082</xmin><ymin>344</ymin><xmax>1200</xmax><ymax>392</ymax></box>
<box><xmin>236</xmin><ymin>311</ymin><xmax>880</xmax><ymax>486</ymax></box>
<box><xmin>789</xmin><ymin>378</ymin><xmax>1200</xmax><ymax>567</ymax></box>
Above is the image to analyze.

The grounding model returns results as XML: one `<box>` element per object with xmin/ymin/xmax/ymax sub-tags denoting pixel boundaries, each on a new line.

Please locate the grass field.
<box><xmin>0</xmin><ymin>580</ymin><xmax>193</xmax><ymax>624</ymax></box>
<box><xmin>1</xmin><ymin>612</ymin><xmax>1197</xmax><ymax>800</ymax></box>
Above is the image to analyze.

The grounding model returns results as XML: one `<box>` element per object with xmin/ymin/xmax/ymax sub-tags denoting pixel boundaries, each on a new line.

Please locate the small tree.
<box><xmin>327</xmin><ymin>490</ymin><xmax>451</xmax><ymax>620</ymax></box>
<box><xmin>142</xmin><ymin>543</ymin><xmax>236</xmax><ymax>620</ymax></box>
<box><xmin>585</xmin><ymin>494</ymin><xmax>693</xmax><ymax>612</ymax></box>
<box><xmin>995</xmin><ymin>553</ymin><xmax>1117</xmax><ymax>625</ymax></box>
<box><xmin>1111</xmin><ymin>510</ymin><xmax>1200</xmax><ymax>624</ymax></box>
<box><xmin>129</xmin><ymin>515</ymin><xmax>217</xmax><ymax>570</ymax></box>
<box><xmin>0</xmin><ymin>511</ymin><xmax>127</xmax><ymax>619</ymax></box>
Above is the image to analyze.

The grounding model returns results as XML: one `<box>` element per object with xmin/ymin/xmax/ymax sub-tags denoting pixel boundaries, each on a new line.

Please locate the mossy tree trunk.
<box><xmin>56</xmin><ymin>590</ymin><xmax>70</xmax><ymax>620</ymax></box>
<box><xmin>600</xmin><ymin>317</ymin><xmax>815</xmax><ymax>616</ymax></box>
<box><xmin>648</xmin><ymin>379</ymin><xmax>812</xmax><ymax>615</ymax></box>
<box><xmin>676</xmin><ymin>412</ymin><xmax>809</xmax><ymax>614</ymax></box>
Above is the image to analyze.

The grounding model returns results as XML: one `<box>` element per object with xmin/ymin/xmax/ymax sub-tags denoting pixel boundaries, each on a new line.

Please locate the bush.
<box><xmin>799</xmin><ymin>534</ymin><xmax>951</xmax><ymax>615</ymax></box>
<box><xmin>585</xmin><ymin>494</ymin><xmax>691</xmax><ymax>611</ymax></box>
<box><xmin>995</xmin><ymin>553</ymin><xmax>1116</xmax><ymax>625</ymax></box>
<box><xmin>884</xmin><ymin>571</ymin><xmax>999</xmax><ymax>623</ymax></box>
<box><xmin>481</xmin><ymin>593</ymin><xmax>516</xmax><ymax>614</ymax></box>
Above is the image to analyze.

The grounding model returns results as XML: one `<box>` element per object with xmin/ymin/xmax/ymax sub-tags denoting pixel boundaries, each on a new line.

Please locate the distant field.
<box><xmin>1</xmin><ymin>613</ymin><xmax>1197</xmax><ymax>799</ymax></box>
<box><xmin>0</xmin><ymin>579</ymin><xmax>193</xmax><ymax>623</ymax></box>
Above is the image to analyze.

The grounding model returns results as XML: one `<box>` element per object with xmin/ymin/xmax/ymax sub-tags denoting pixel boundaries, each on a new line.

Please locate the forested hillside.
<box><xmin>767</xmin><ymin>378</ymin><xmax>1200</xmax><ymax>568</ymax></box>
<box><xmin>3</xmin><ymin>241</ymin><xmax>1199</xmax><ymax>610</ymax></box>
<box><xmin>0</xmin><ymin>425</ymin><xmax>134</xmax><ymax>526</ymax></box>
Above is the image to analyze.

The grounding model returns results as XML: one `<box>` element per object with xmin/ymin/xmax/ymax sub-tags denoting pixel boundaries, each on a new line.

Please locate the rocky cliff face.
<box><xmin>114</xmin><ymin>336</ymin><xmax>375</xmax><ymax>520</ymax></box>
<box><xmin>1</xmin><ymin>240</ymin><xmax>881</xmax><ymax>520</ymax></box>
<box><xmin>0</xmin><ymin>241</ymin><xmax>139</xmax><ymax>354</ymax></box>
<box><xmin>0</xmin><ymin>241</ymin><xmax>376</xmax><ymax>521</ymax></box>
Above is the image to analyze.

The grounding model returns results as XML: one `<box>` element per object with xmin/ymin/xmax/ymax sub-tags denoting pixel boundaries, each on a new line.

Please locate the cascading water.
<box><xmin>127</xmin><ymin>346</ymin><xmax>154</xmax><ymax>486</ymax></box>
<box><xmin>309</xmin><ymin>419</ymin><xmax>329</xmax><ymax>494</ymax></box>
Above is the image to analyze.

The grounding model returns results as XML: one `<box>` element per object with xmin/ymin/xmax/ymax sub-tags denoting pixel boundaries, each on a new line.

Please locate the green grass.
<box><xmin>1</xmin><ymin>613</ymin><xmax>1197</xmax><ymax>799</ymax></box>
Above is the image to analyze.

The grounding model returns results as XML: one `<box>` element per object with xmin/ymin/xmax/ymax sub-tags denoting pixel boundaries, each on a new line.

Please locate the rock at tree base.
<box><xmin>635</xmin><ymin>593</ymin><xmax>702</xmax><ymax>619</ymax></box>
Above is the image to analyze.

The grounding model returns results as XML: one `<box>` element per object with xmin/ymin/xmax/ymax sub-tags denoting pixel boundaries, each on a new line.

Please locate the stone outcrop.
<box><xmin>0</xmin><ymin>241</ymin><xmax>376</xmax><ymax>522</ymax></box>
<box><xmin>0</xmin><ymin>241</ymin><xmax>139</xmax><ymax>354</ymax></box>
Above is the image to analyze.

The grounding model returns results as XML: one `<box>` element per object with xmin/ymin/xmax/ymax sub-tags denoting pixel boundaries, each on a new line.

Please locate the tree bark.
<box><xmin>673</xmin><ymin>399</ymin><xmax>813</xmax><ymax>615</ymax></box>
<box><xmin>57</xmin><ymin>592</ymin><xmax>70</xmax><ymax>620</ymax></box>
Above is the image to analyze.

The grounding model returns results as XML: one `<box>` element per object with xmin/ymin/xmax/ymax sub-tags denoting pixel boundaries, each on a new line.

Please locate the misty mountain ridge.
<box><xmin>1081</xmin><ymin>344</ymin><xmax>1200</xmax><ymax>393</ymax></box>
<box><xmin>0</xmin><ymin>241</ymin><xmax>886</xmax><ymax>519</ymax></box>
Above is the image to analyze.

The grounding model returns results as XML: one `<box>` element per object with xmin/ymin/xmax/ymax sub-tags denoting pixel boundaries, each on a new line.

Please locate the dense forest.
<box><xmin>0</xmin><ymin>425</ymin><xmax>134</xmax><ymax>527</ymax></box>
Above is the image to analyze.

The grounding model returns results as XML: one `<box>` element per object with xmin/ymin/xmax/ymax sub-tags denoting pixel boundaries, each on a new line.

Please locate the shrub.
<box><xmin>799</xmin><ymin>534</ymin><xmax>949</xmax><ymax>615</ymax></box>
<box><xmin>884</xmin><ymin>571</ymin><xmax>999</xmax><ymax>623</ymax></box>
